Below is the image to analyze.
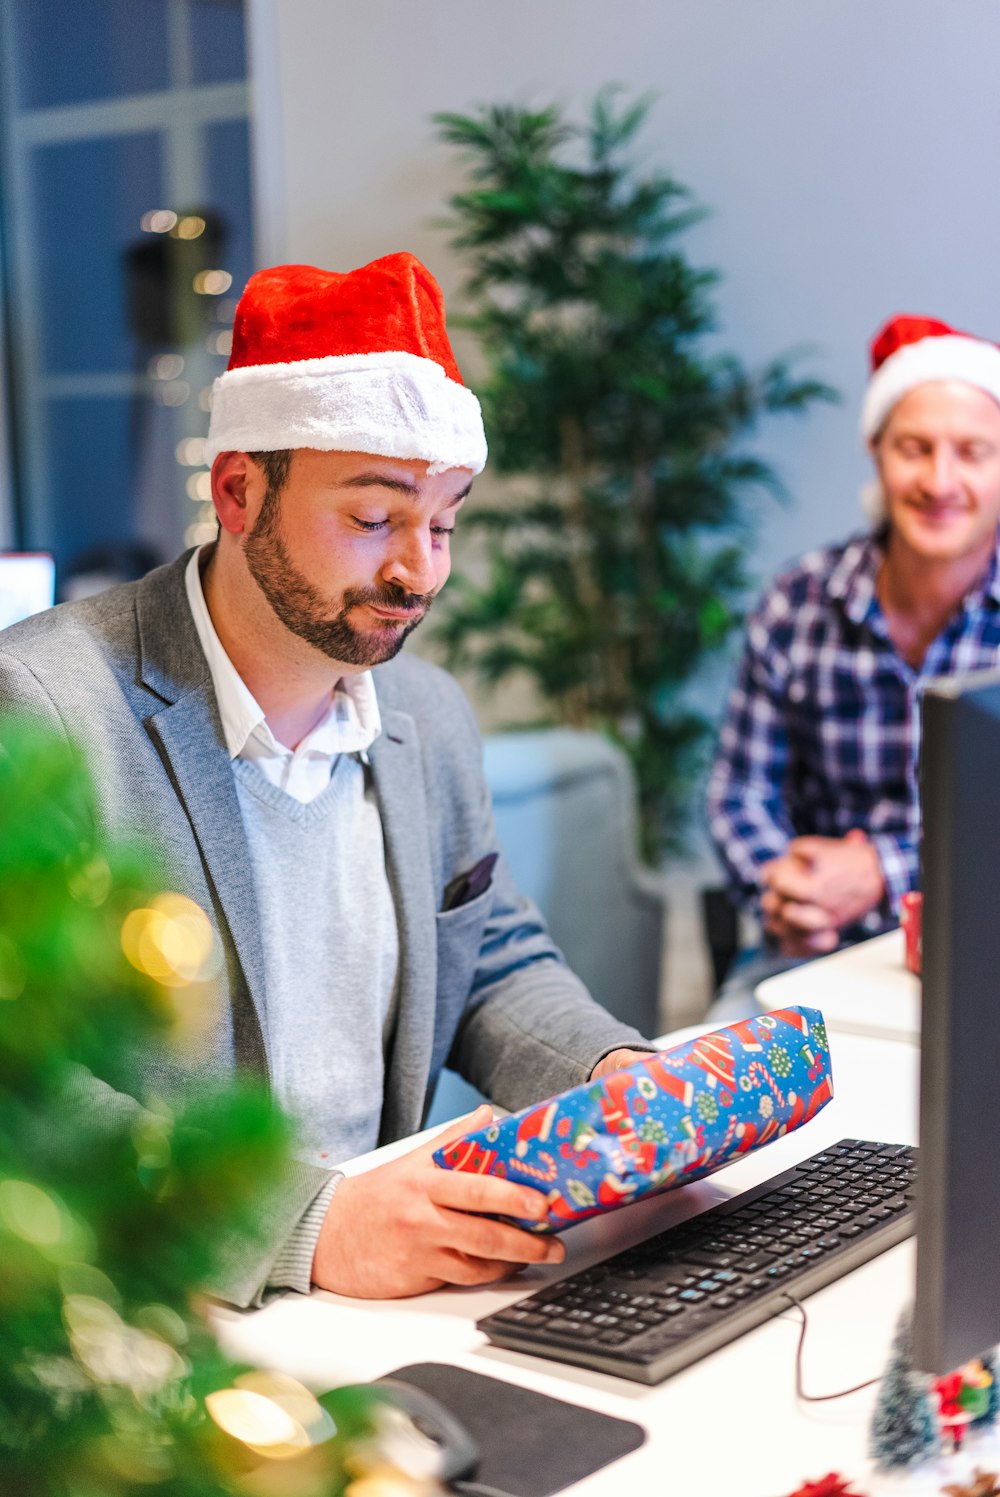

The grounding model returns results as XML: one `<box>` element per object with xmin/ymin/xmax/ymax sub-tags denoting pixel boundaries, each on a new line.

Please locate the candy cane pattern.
<box><xmin>509</xmin><ymin>1150</ymin><xmax>559</xmax><ymax>1183</ymax></box>
<box><xmin>747</xmin><ymin>1059</ymin><xmax>786</xmax><ymax>1111</ymax></box>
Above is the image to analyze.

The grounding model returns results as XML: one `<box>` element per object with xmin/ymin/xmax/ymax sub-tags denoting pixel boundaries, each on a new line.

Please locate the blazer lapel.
<box><xmin>135</xmin><ymin>557</ymin><xmax>269</xmax><ymax>1075</ymax></box>
<box><xmin>368</xmin><ymin>703</ymin><xmax>437</xmax><ymax>1142</ymax></box>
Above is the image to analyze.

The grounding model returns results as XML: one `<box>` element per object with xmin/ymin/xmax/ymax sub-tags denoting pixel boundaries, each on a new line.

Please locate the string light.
<box><xmin>206</xmin><ymin>1372</ymin><xmax>337</xmax><ymax>1460</ymax></box>
<box><xmin>140</xmin><ymin>209</ymin><xmax>177</xmax><ymax>234</ymax></box>
<box><xmin>147</xmin><ymin>354</ymin><xmax>185</xmax><ymax>381</ymax></box>
<box><xmin>120</xmin><ymin>892</ymin><xmax>221</xmax><ymax>988</ymax></box>
<box><xmin>175</xmin><ymin>438</ymin><xmax>206</xmax><ymax>466</ymax></box>
<box><xmin>193</xmin><ymin>269</ymin><xmax>232</xmax><ymax>296</ymax></box>
<box><xmin>174</xmin><ymin>215</ymin><xmax>206</xmax><ymax>240</ymax></box>
<box><xmin>185</xmin><ymin>472</ymin><xmax>212</xmax><ymax>502</ymax></box>
<box><xmin>184</xmin><ymin>520</ymin><xmax>219</xmax><ymax>548</ymax></box>
<box><xmin>157</xmin><ymin>381</ymin><xmax>190</xmax><ymax>407</ymax></box>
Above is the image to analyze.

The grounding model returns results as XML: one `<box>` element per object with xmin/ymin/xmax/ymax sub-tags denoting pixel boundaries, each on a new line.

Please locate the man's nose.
<box><xmin>382</xmin><ymin>527</ymin><xmax>437</xmax><ymax>594</ymax></box>
<box><xmin>924</xmin><ymin>446</ymin><xmax>961</xmax><ymax>498</ymax></box>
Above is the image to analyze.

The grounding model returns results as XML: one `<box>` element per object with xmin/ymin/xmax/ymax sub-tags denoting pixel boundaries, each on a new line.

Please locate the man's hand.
<box><xmin>590</xmin><ymin>1049</ymin><xmax>654</xmax><ymax>1081</ymax></box>
<box><xmin>311</xmin><ymin>1105</ymin><xmax>564</xmax><ymax>1299</ymax></box>
<box><xmin>761</xmin><ymin>829</ymin><xmax>885</xmax><ymax>957</ymax></box>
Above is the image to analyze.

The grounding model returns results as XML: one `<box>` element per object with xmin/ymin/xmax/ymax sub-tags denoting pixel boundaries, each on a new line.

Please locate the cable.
<box><xmin>783</xmin><ymin>1291</ymin><xmax>883</xmax><ymax>1402</ymax></box>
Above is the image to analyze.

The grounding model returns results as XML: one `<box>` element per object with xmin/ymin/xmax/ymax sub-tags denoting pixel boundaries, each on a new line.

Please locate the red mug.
<box><xmin>900</xmin><ymin>891</ymin><xmax>923</xmax><ymax>975</ymax></box>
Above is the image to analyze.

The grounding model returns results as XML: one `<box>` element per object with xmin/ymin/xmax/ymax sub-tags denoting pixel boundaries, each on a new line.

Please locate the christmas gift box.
<box><xmin>434</xmin><ymin>1006</ymin><xmax>833</xmax><ymax>1230</ymax></box>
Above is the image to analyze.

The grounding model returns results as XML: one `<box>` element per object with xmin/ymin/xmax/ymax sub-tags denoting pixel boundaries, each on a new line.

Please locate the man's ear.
<box><xmin>211</xmin><ymin>452</ymin><xmax>260</xmax><ymax>535</ymax></box>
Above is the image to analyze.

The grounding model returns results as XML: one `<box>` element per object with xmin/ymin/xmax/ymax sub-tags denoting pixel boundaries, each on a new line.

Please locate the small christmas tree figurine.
<box><xmin>869</xmin><ymin>1304</ymin><xmax>939</xmax><ymax>1468</ymax></box>
<box><xmin>0</xmin><ymin>719</ymin><xmax>391</xmax><ymax>1494</ymax></box>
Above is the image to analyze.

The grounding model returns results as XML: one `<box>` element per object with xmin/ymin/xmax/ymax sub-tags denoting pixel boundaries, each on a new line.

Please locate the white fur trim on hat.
<box><xmin>205</xmin><ymin>349</ymin><xmax>487</xmax><ymax>473</ymax></box>
<box><xmin>860</xmin><ymin>333</ymin><xmax>1000</xmax><ymax>442</ymax></box>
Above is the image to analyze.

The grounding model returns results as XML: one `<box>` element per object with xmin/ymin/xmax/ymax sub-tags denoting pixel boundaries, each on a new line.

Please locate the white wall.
<box><xmin>251</xmin><ymin>0</ymin><xmax>1000</xmax><ymax>597</ymax></box>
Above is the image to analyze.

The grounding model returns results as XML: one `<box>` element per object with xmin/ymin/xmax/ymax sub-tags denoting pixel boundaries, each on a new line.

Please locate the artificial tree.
<box><xmin>869</xmin><ymin>1306</ymin><xmax>939</xmax><ymax>1468</ymax></box>
<box><xmin>433</xmin><ymin>90</ymin><xmax>835</xmax><ymax>858</ymax></box>
<box><xmin>0</xmin><ymin>720</ymin><xmax>413</xmax><ymax>1496</ymax></box>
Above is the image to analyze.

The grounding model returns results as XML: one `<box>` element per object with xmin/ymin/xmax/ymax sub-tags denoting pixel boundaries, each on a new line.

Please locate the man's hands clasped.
<box><xmin>760</xmin><ymin>828</ymin><xmax>886</xmax><ymax>956</ymax></box>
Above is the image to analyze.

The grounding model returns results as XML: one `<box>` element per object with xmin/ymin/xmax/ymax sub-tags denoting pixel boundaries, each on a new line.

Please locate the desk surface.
<box><xmin>757</xmin><ymin>930</ymin><xmax>921</xmax><ymax>1045</ymax></box>
<box><xmin>208</xmin><ymin>1028</ymin><xmax>1000</xmax><ymax>1497</ymax></box>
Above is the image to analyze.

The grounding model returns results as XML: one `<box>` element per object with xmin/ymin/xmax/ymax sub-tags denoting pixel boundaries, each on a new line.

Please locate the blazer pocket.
<box><xmin>431</xmin><ymin>883</ymin><xmax>493</xmax><ymax>1072</ymax></box>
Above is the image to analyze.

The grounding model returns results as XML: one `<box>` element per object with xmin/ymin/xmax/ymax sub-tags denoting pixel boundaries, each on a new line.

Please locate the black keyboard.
<box><xmin>478</xmin><ymin>1138</ymin><xmax>917</xmax><ymax>1385</ymax></box>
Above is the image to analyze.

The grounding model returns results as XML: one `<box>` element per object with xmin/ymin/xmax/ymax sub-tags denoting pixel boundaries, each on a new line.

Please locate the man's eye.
<box><xmin>431</xmin><ymin>526</ymin><xmax>455</xmax><ymax>538</ymax></box>
<box><xmin>352</xmin><ymin>517</ymin><xmax>387</xmax><ymax>532</ymax></box>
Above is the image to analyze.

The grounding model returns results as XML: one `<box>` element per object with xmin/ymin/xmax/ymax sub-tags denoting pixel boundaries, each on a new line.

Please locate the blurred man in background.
<box><xmin>708</xmin><ymin>315</ymin><xmax>1000</xmax><ymax>1012</ymax></box>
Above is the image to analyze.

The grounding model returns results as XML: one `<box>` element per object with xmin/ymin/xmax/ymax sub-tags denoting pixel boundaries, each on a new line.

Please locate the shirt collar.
<box><xmin>826</xmin><ymin>526</ymin><xmax>1000</xmax><ymax>624</ymax></box>
<box><xmin>184</xmin><ymin>546</ymin><xmax>381</xmax><ymax>761</ymax></box>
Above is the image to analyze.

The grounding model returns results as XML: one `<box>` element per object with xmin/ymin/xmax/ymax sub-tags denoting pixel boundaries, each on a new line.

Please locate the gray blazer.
<box><xmin>0</xmin><ymin>553</ymin><xmax>647</xmax><ymax>1303</ymax></box>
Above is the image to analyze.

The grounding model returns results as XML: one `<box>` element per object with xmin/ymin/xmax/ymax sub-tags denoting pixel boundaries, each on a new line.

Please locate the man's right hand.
<box><xmin>311</xmin><ymin>1105</ymin><xmax>565</xmax><ymax>1298</ymax></box>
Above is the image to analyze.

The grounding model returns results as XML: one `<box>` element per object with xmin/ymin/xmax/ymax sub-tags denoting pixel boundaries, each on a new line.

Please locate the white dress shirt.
<box><xmin>184</xmin><ymin>546</ymin><xmax>381</xmax><ymax>800</ymax></box>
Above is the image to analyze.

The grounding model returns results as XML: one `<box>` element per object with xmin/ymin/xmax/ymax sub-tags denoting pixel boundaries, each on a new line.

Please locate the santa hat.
<box><xmin>859</xmin><ymin>314</ymin><xmax>1000</xmax><ymax>521</ymax></box>
<box><xmin>204</xmin><ymin>253</ymin><xmax>487</xmax><ymax>474</ymax></box>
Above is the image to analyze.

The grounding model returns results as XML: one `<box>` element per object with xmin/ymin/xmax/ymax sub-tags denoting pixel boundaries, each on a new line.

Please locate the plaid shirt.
<box><xmin>707</xmin><ymin>529</ymin><xmax>1000</xmax><ymax>929</ymax></box>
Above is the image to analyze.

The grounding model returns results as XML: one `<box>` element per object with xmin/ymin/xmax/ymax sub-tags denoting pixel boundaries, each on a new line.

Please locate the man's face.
<box><xmin>873</xmin><ymin>381</ymin><xmax>1000</xmax><ymax>568</ymax></box>
<box><xmin>242</xmin><ymin>449</ymin><xmax>471</xmax><ymax>669</ymax></box>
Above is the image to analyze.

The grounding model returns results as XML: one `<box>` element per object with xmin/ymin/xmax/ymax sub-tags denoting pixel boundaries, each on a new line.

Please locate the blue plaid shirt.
<box><xmin>707</xmin><ymin>528</ymin><xmax>1000</xmax><ymax>928</ymax></box>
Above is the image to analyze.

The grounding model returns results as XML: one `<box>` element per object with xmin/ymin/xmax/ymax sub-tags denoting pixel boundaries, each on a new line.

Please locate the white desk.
<box><xmin>207</xmin><ymin>1028</ymin><xmax>1000</xmax><ymax>1497</ymax></box>
<box><xmin>757</xmin><ymin>929</ymin><xmax>921</xmax><ymax>1045</ymax></box>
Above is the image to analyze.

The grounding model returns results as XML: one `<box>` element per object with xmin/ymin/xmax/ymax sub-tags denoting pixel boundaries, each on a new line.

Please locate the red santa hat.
<box><xmin>205</xmin><ymin>253</ymin><xmax>487</xmax><ymax>475</ymax></box>
<box><xmin>860</xmin><ymin>314</ymin><xmax>1000</xmax><ymax>520</ymax></box>
<box><xmin>861</xmin><ymin>315</ymin><xmax>1000</xmax><ymax>441</ymax></box>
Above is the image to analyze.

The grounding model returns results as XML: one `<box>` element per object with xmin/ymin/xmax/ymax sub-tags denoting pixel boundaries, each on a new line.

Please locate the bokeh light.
<box><xmin>193</xmin><ymin>269</ymin><xmax>233</xmax><ymax>296</ymax></box>
<box><xmin>140</xmin><ymin>209</ymin><xmax>177</xmax><ymax>234</ymax></box>
<box><xmin>120</xmin><ymin>892</ymin><xmax>222</xmax><ymax>988</ymax></box>
<box><xmin>175</xmin><ymin>437</ymin><xmax>207</xmax><ymax>466</ymax></box>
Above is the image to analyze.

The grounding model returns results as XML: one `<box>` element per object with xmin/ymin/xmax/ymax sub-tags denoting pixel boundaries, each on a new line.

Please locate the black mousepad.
<box><xmin>378</xmin><ymin>1362</ymin><xmax>646</xmax><ymax>1496</ymax></box>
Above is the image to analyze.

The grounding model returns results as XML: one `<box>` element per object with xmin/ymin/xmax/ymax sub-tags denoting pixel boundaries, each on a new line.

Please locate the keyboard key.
<box><xmin>686</xmin><ymin>1250</ymin><xmax>736</xmax><ymax>1269</ymax></box>
<box><xmin>741</xmin><ymin>1255</ymin><xmax>775</xmax><ymax>1273</ymax></box>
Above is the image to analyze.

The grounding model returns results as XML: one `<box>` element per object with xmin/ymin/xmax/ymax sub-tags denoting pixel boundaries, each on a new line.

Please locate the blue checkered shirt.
<box><xmin>707</xmin><ymin>529</ymin><xmax>1000</xmax><ymax>929</ymax></box>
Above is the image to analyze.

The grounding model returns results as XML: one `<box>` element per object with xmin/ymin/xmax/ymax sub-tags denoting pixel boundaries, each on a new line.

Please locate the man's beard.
<box><xmin>243</xmin><ymin>486</ymin><xmax>433</xmax><ymax>667</ymax></box>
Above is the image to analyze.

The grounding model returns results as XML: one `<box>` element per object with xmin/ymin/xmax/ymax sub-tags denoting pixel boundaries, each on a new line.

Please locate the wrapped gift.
<box><xmin>434</xmin><ymin>1006</ymin><xmax>832</xmax><ymax>1231</ymax></box>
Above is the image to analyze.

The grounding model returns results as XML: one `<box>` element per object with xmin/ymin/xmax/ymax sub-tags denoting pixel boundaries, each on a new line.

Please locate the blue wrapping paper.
<box><xmin>433</xmin><ymin>1006</ymin><xmax>832</xmax><ymax>1230</ymax></box>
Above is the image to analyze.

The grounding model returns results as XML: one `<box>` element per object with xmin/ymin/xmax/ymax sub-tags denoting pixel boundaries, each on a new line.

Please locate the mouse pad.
<box><xmin>378</xmin><ymin>1362</ymin><xmax>646</xmax><ymax>1496</ymax></box>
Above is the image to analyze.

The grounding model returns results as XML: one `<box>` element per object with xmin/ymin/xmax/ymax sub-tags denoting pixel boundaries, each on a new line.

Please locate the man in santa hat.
<box><xmin>708</xmin><ymin>315</ymin><xmax>1000</xmax><ymax>1008</ymax></box>
<box><xmin>0</xmin><ymin>254</ymin><xmax>652</xmax><ymax>1304</ymax></box>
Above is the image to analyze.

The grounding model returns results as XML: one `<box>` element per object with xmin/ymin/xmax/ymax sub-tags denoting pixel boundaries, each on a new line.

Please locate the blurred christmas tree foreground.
<box><xmin>0</xmin><ymin>720</ymin><xmax>428</xmax><ymax>1496</ymax></box>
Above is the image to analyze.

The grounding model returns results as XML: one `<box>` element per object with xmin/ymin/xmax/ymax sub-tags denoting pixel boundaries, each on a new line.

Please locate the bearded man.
<box><xmin>0</xmin><ymin>255</ymin><xmax>652</xmax><ymax>1305</ymax></box>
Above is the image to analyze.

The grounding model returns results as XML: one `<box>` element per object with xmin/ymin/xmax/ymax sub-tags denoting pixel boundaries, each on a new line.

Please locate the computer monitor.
<box><xmin>913</xmin><ymin>666</ymin><xmax>1000</xmax><ymax>1373</ymax></box>
<box><xmin>0</xmin><ymin>552</ymin><xmax>55</xmax><ymax>630</ymax></box>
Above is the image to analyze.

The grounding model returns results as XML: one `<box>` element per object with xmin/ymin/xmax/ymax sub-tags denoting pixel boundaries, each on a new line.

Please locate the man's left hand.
<box><xmin>590</xmin><ymin>1048</ymin><xmax>655</xmax><ymax>1081</ymax></box>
